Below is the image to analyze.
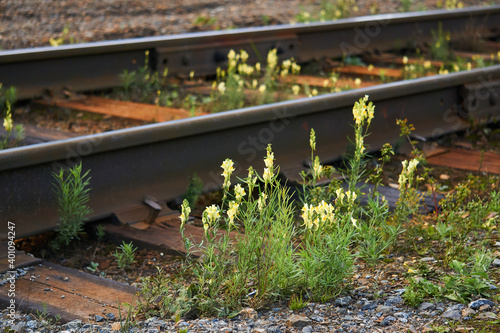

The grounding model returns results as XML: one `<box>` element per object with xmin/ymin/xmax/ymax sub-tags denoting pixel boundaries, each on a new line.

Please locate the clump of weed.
<box><xmin>289</xmin><ymin>294</ymin><xmax>308</xmax><ymax>311</ymax></box>
<box><xmin>210</xmin><ymin>48</ymin><xmax>301</xmax><ymax>113</ymax></box>
<box><xmin>295</xmin><ymin>0</ymin><xmax>358</xmax><ymax>22</ymax></box>
<box><xmin>135</xmin><ymin>96</ymin><xmax>440</xmax><ymax>320</ymax></box>
<box><xmin>51</xmin><ymin>162</ymin><xmax>92</xmax><ymax>250</ymax></box>
<box><xmin>0</xmin><ymin>84</ymin><xmax>24</xmax><ymax>149</ymax></box>
<box><xmin>113</xmin><ymin>241</ymin><xmax>137</xmax><ymax>270</ymax></box>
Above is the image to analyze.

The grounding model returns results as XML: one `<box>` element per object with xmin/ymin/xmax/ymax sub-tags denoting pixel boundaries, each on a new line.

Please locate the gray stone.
<box><xmin>462</xmin><ymin>307</ymin><xmax>476</xmax><ymax>318</ymax></box>
<box><xmin>252</xmin><ymin>329</ymin><xmax>266</xmax><ymax>333</ymax></box>
<box><xmin>380</xmin><ymin>316</ymin><xmax>396</xmax><ymax>327</ymax></box>
<box><xmin>394</xmin><ymin>312</ymin><xmax>409</xmax><ymax>323</ymax></box>
<box><xmin>420</xmin><ymin>257</ymin><xmax>436</xmax><ymax>262</ymax></box>
<box><xmin>448</xmin><ymin>304</ymin><xmax>465</xmax><ymax>311</ymax></box>
<box><xmin>334</xmin><ymin>296</ymin><xmax>352</xmax><ymax>307</ymax></box>
<box><xmin>418</xmin><ymin>302</ymin><xmax>436</xmax><ymax>311</ymax></box>
<box><xmin>239</xmin><ymin>308</ymin><xmax>258</xmax><ymax>320</ymax></box>
<box><xmin>286</xmin><ymin>314</ymin><xmax>311</xmax><ymax>329</ymax></box>
<box><xmin>11</xmin><ymin>322</ymin><xmax>26</xmax><ymax>333</ymax></box>
<box><xmin>393</xmin><ymin>289</ymin><xmax>406</xmax><ymax>295</ymax></box>
<box><xmin>310</xmin><ymin>315</ymin><xmax>324</xmax><ymax>322</ymax></box>
<box><xmin>25</xmin><ymin>320</ymin><xmax>37</xmax><ymax>329</ymax></box>
<box><xmin>361</xmin><ymin>301</ymin><xmax>378</xmax><ymax>310</ymax></box>
<box><xmin>469</xmin><ymin>298</ymin><xmax>495</xmax><ymax>310</ymax></box>
<box><xmin>492</xmin><ymin>258</ymin><xmax>500</xmax><ymax>267</ymax></box>
<box><xmin>302</xmin><ymin>325</ymin><xmax>314</xmax><ymax>333</ymax></box>
<box><xmin>384</xmin><ymin>296</ymin><xmax>403</xmax><ymax>306</ymax></box>
<box><xmin>441</xmin><ymin>309</ymin><xmax>461</xmax><ymax>320</ymax></box>
<box><xmin>106</xmin><ymin>312</ymin><xmax>116</xmax><ymax>321</ymax></box>
<box><xmin>94</xmin><ymin>315</ymin><xmax>105</xmax><ymax>322</ymax></box>
<box><xmin>375</xmin><ymin>305</ymin><xmax>392</xmax><ymax>313</ymax></box>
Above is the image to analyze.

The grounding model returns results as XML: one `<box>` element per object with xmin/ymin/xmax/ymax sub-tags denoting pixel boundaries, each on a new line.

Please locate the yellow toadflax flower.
<box><xmin>312</xmin><ymin>156</ymin><xmax>322</xmax><ymax>179</ymax></box>
<box><xmin>221</xmin><ymin>158</ymin><xmax>235</xmax><ymax>189</ymax></box>
<box><xmin>246</xmin><ymin>167</ymin><xmax>257</xmax><ymax>188</ymax></box>
<box><xmin>218</xmin><ymin>82</ymin><xmax>226</xmax><ymax>95</ymax></box>
<box><xmin>3</xmin><ymin>113</ymin><xmax>13</xmax><ymax>132</ymax></box>
<box><xmin>234</xmin><ymin>183</ymin><xmax>246</xmax><ymax>203</ymax></box>
<box><xmin>267</xmin><ymin>49</ymin><xmax>278</xmax><ymax>71</ymax></box>
<box><xmin>257</xmin><ymin>193</ymin><xmax>267</xmax><ymax>211</ymax></box>
<box><xmin>309</xmin><ymin>128</ymin><xmax>316</xmax><ymax>151</ymax></box>
<box><xmin>179</xmin><ymin>199</ymin><xmax>191</xmax><ymax>229</ymax></box>
<box><xmin>240</xmin><ymin>49</ymin><xmax>249</xmax><ymax>63</ymax></box>
<box><xmin>351</xmin><ymin>217</ymin><xmax>360</xmax><ymax>229</ymax></box>
<box><xmin>398</xmin><ymin>158</ymin><xmax>419</xmax><ymax>189</ymax></box>
<box><xmin>263</xmin><ymin>144</ymin><xmax>274</xmax><ymax>184</ymax></box>
<box><xmin>227</xmin><ymin>201</ymin><xmax>239</xmax><ymax>227</ymax></box>
<box><xmin>301</xmin><ymin>203</ymin><xmax>314</xmax><ymax>230</ymax></box>
<box><xmin>352</xmin><ymin>95</ymin><xmax>375</xmax><ymax>126</ymax></box>
<box><xmin>292</xmin><ymin>85</ymin><xmax>300</xmax><ymax>96</ymax></box>
<box><xmin>202</xmin><ymin>204</ymin><xmax>220</xmax><ymax>235</ymax></box>
<box><xmin>263</xmin><ymin>168</ymin><xmax>272</xmax><ymax>184</ymax></box>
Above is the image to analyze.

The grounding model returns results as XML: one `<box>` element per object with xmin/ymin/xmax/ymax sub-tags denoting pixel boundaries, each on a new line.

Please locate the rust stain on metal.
<box><xmin>426</xmin><ymin>148</ymin><xmax>500</xmax><ymax>174</ymax></box>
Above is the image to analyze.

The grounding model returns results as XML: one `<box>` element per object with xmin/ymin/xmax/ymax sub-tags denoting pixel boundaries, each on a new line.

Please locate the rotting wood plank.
<box><xmin>331</xmin><ymin>64</ymin><xmax>402</xmax><ymax>78</ymax></box>
<box><xmin>105</xmin><ymin>212</ymin><xmax>239</xmax><ymax>257</ymax></box>
<box><xmin>34</xmin><ymin>96</ymin><xmax>204</xmax><ymax>122</ymax></box>
<box><xmin>362</xmin><ymin>53</ymin><xmax>444</xmax><ymax>68</ymax></box>
<box><xmin>0</xmin><ymin>124</ymin><xmax>77</xmax><ymax>145</ymax></box>
<box><xmin>426</xmin><ymin>148</ymin><xmax>500</xmax><ymax>174</ymax></box>
<box><xmin>184</xmin><ymin>85</ymin><xmax>302</xmax><ymax>100</ymax></box>
<box><xmin>0</xmin><ymin>261</ymin><xmax>136</xmax><ymax>323</ymax></box>
<box><xmin>453</xmin><ymin>50</ymin><xmax>498</xmax><ymax>62</ymax></box>
<box><xmin>0</xmin><ymin>241</ymin><xmax>42</xmax><ymax>274</ymax></box>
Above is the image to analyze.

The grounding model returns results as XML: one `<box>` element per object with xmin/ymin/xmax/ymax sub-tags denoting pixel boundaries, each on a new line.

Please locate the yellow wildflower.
<box><xmin>267</xmin><ymin>49</ymin><xmax>278</xmax><ymax>71</ymax></box>
<box><xmin>309</xmin><ymin>128</ymin><xmax>316</xmax><ymax>151</ymax></box>
<box><xmin>240</xmin><ymin>49</ymin><xmax>249</xmax><ymax>63</ymax></box>
<box><xmin>221</xmin><ymin>158</ymin><xmax>235</xmax><ymax>188</ymax></box>
<box><xmin>263</xmin><ymin>168</ymin><xmax>272</xmax><ymax>184</ymax></box>
<box><xmin>218</xmin><ymin>82</ymin><xmax>226</xmax><ymax>95</ymax></box>
<box><xmin>179</xmin><ymin>199</ymin><xmax>191</xmax><ymax>229</ymax></box>
<box><xmin>3</xmin><ymin>112</ymin><xmax>13</xmax><ymax>132</ymax></box>
<box><xmin>258</xmin><ymin>193</ymin><xmax>267</xmax><ymax>211</ymax></box>
<box><xmin>234</xmin><ymin>184</ymin><xmax>246</xmax><ymax>203</ymax></box>
<box><xmin>227</xmin><ymin>201</ymin><xmax>239</xmax><ymax>227</ymax></box>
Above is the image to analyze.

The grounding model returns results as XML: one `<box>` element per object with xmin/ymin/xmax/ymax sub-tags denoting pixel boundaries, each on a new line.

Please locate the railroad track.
<box><xmin>1</xmin><ymin>5</ymin><xmax>500</xmax><ymax>239</ymax></box>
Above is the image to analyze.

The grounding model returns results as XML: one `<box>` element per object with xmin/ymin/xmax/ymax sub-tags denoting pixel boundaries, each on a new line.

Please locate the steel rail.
<box><xmin>0</xmin><ymin>6</ymin><xmax>499</xmax><ymax>99</ymax></box>
<box><xmin>2</xmin><ymin>65</ymin><xmax>500</xmax><ymax>238</ymax></box>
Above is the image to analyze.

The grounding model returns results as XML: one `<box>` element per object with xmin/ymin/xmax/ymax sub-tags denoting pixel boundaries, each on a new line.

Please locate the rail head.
<box><xmin>1</xmin><ymin>64</ymin><xmax>500</xmax><ymax>172</ymax></box>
